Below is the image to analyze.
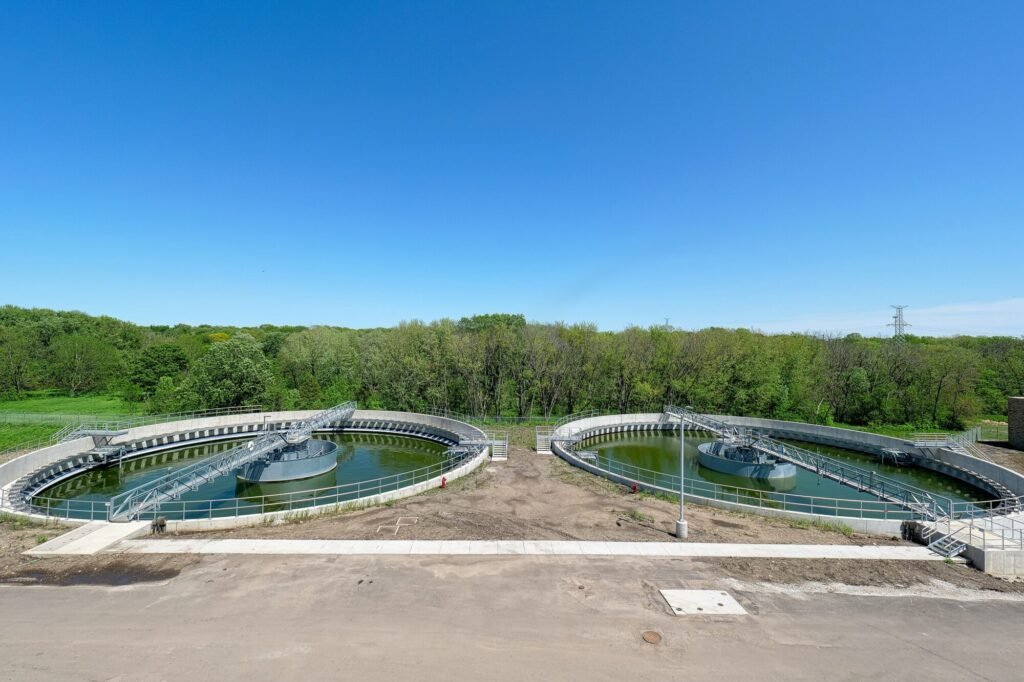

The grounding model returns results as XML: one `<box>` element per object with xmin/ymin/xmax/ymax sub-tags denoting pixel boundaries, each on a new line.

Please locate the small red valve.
<box><xmin>441</xmin><ymin>476</ymin><xmax>448</xmax><ymax>489</ymax></box>
<box><xmin>632</xmin><ymin>481</ymin><xmax>639</xmax><ymax>494</ymax></box>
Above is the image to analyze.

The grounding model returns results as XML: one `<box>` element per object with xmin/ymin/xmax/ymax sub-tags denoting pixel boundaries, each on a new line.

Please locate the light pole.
<box><xmin>676</xmin><ymin>407</ymin><xmax>690</xmax><ymax>539</ymax></box>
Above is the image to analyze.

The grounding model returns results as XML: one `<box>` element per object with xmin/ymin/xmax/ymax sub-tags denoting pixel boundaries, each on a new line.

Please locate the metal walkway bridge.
<box><xmin>663</xmin><ymin>405</ymin><xmax>947</xmax><ymax>519</ymax></box>
<box><xmin>108</xmin><ymin>402</ymin><xmax>356</xmax><ymax>521</ymax></box>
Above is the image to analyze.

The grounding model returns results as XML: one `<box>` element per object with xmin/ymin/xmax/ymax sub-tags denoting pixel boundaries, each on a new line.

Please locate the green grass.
<box><xmin>0</xmin><ymin>424</ymin><xmax>60</xmax><ymax>451</ymax></box>
<box><xmin>832</xmin><ymin>423</ymin><xmax>925</xmax><ymax>439</ymax></box>
<box><xmin>0</xmin><ymin>391</ymin><xmax>132</xmax><ymax>416</ymax></box>
<box><xmin>624</xmin><ymin>509</ymin><xmax>654</xmax><ymax>524</ymax></box>
<box><xmin>0</xmin><ymin>511</ymin><xmax>48</xmax><ymax>530</ymax></box>
<box><xmin>786</xmin><ymin>517</ymin><xmax>856</xmax><ymax>537</ymax></box>
<box><xmin>638</xmin><ymin>490</ymin><xmax>679</xmax><ymax>504</ymax></box>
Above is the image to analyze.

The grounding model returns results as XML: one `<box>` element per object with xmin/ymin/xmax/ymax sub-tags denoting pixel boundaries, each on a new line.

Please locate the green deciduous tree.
<box><xmin>178</xmin><ymin>334</ymin><xmax>272</xmax><ymax>408</ymax></box>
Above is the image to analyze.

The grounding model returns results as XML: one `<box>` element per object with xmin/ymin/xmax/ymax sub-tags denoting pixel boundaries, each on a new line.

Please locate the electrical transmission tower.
<box><xmin>888</xmin><ymin>305</ymin><xmax>910</xmax><ymax>341</ymax></box>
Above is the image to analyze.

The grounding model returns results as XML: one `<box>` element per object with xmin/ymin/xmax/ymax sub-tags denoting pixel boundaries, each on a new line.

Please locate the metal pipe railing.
<box><xmin>556</xmin><ymin>442</ymin><xmax>930</xmax><ymax>520</ymax></box>
<box><xmin>23</xmin><ymin>448</ymin><xmax>484</xmax><ymax>522</ymax></box>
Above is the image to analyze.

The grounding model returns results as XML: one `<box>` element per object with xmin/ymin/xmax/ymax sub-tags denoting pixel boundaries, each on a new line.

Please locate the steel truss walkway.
<box><xmin>108</xmin><ymin>402</ymin><xmax>356</xmax><ymax>521</ymax></box>
<box><xmin>663</xmin><ymin>405</ymin><xmax>947</xmax><ymax>519</ymax></box>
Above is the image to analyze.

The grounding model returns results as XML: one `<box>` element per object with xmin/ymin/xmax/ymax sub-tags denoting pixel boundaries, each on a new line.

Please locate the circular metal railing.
<box><xmin>20</xmin><ymin>450</ymin><xmax>480</xmax><ymax>522</ymax></box>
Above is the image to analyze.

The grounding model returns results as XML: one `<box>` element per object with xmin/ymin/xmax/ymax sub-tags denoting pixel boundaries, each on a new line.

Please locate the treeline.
<box><xmin>1</xmin><ymin>306</ymin><xmax>1021</xmax><ymax>430</ymax></box>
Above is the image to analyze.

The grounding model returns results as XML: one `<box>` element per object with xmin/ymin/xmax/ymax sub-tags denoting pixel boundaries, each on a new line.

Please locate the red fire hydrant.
<box><xmin>632</xmin><ymin>481</ymin><xmax>639</xmax><ymax>495</ymax></box>
<box><xmin>441</xmin><ymin>476</ymin><xmax>447</xmax><ymax>489</ymax></box>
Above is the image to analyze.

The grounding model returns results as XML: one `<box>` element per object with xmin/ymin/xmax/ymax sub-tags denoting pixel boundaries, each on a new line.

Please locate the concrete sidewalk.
<box><xmin>118</xmin><ymin>537</ymin><xmax>946</xmax><ymax>560</ymax></box>
<box><xmin>26</xmin><ymin>521</ymin><xmax>149</xmax><ymax>556</ymax></box>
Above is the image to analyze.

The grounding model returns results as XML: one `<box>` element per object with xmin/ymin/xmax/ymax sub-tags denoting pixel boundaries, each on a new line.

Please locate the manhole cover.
<box><xmin>641</xmin><ymin>630</ymin><xmax>662</xmax><ymax>645</ymax></box>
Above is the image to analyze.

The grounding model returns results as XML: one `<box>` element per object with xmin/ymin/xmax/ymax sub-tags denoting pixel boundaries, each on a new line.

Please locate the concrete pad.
<box><xmin>436</xmin><ymin>540</ymin><xmax>475</xmax><ymax>552</ymax></box>
<box><xmin>466</xmin><ymin>541</ymin><xmax>499</xmax><ymax>555</ymax></box>
<box><xmin>373</xmin><ymin>541</ymin><xmax>413</xmax><ymax>555</ymax></box>
<box><xmin>23</xmin><ymin>521</ymin><xmax>102</xmax><ymax>553</ymax></box>
<box><xmin>495</xmin><ymin>541</ymin><xmax>528</xmax><ymax>555</ymax></box>
<box><xmin>661</xmin><ymin>589</ymin><xmax>747</xmax><ymax>616</ymax></box>
<box><xmin>26</xmin><ymin>521</ymin><xmax>149</xmax><ymax>556</ymax></box>
<box><xmin>598</xmin><ymin>541</ymin><xmax>650</xmax><ymax>555</ymax></box>
<box><xmin>408</xmin><ymin>541</ymin><xmax>444</xmax><ymax>554</ymax></box>
<box><xmin>576</xmin><ymin>541</ymin><xmax>611</xmax><ymax>555</ymax></box>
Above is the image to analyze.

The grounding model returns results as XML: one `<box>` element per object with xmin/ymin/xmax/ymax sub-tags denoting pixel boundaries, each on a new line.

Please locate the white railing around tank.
<box><xmin>554</xmin><ymin>443</ymin><xmax>930</xmax><ymax>520</ymax></box>
<box><xmin>21</xmin><ymin>447</ymin><xmax>484</xmax><ymax>522</ymax></box>
<box><xmin>107</xmin><ymin>403</ymin><xmax>355</xmax><ymax>521</ymax></box>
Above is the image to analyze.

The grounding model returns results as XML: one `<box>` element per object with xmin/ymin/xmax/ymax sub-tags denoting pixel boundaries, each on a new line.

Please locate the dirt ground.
<box><xmin>977</xmin><ymin>441</ymin><xmax>1024</xmax><ymax>476</ymax></box>
<box><xmin>704</xmin><ymin>557</ymin><xmax>1024</xmax><ymax>593</ymax></box>
<box><xmin>4</xmin><ymin>444</ymin><xmax>1022</xmax><ymax>591</ymax></box>
<box><xmin>183</xmin><ymin>445</ymin><xmax>907</xmax><ymax>545</ymax></box>
<box><xmin>0</xmin><ymin>515</ymin><xmax>195</xmax><ymax>586</ymax></box>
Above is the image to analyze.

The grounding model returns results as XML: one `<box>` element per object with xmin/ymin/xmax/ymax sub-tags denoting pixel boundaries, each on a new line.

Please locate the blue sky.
<box><xmin>1</xmin><ymin>2</ymin><xmax>1021</xmax><ymax>335</ymax></box>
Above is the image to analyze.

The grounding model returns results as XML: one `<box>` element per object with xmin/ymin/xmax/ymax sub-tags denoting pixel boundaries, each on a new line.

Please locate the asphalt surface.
<box><xmin>1</xmin><ymin>554</ymin><xmax>1019</xmax><ymax>681</ymax></box>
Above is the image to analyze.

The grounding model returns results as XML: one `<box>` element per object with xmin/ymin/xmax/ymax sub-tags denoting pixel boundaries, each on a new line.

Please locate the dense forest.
<box><xmin>0</xmin><ymin>306</ymin><xmax>1021</xmax><ymax>429</ymax></box>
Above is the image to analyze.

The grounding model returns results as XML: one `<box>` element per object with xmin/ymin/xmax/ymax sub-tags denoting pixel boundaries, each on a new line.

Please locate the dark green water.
<box><xmin>36</xmin><ymin>433</ymin><xmax>447</xmax><ymax>519</ymax></box>
<box><xmin>584</xmin><ymin>431</ymin><xmax>990</xmax><ymax>517</ymax></box>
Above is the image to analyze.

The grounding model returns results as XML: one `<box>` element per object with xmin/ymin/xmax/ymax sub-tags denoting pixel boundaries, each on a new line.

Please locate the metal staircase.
<box><xmin>920</xmin><ymin>519</ymin><xmax>968</xmax><ymax>558</ymax></box>
<box><xmin>535</xmin><ymin>427</ymin><xmax>554</xmax><ymax>454</ymax></box>
<box><xmin>108</xmin><ymin>402</ymin><xmax>355</xmax><ymax>521</ymax></box>
<box><xmin>927</xmin><ymin>533</ymin><xmax>968</xmax><ymax>558</ymax></box>
<box><xmin>458</xmin><ymin>430</ymin><xmax>509</xmax><ymax>461</ymax></box>
<box><xmin>912</xmin><ymin>431</ymin><xmax>992</xmax><ymax>462</ymax></box>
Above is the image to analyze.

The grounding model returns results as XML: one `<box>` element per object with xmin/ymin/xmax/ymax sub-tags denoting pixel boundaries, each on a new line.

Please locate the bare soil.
<box><xmin>5</xmin><ymin>445</ymin><xmax>1020</xmax><ymax>592</ymax></box>
<box><xmin>703</xmin><ymin>557</ymin><xmax>1024</xmax><ymax>592</ymax></box>
<box><xmin>182</xmin><ymin>445</ymin><xmax>906</xmax><ymax>546</ymax></box>
<box><xmin>977</xmin><ymin>441</ymin><xmax>1024</xmax><ymax>476</ymax></box>
<box><xmin>0</xmin><ymin>516</ymin><xmax>195</xmax><ymax>586</ymax></box>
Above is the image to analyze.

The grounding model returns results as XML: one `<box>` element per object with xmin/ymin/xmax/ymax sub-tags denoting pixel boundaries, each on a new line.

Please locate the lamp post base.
<box><xmin>675</xmin><ymin>519</ymin><xmax>688</xmax><ymax>539</ymax></box>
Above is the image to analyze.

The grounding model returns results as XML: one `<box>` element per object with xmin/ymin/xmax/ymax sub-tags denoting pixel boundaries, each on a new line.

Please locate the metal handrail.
<box><xmin>747</xmin><ymin>436</ymin><xmax>950</xmax><ymax>514</ymax></box>
<box><xmin>0</xmin><ymin>406</ymin><xmax>266</xmax><ymax>463</ymax></box>
<box><xmin>423</xmin><ymin>407</ymin><xmax>563</xmax><ymax>425</ymax></box>
<box><xmin>0</xmin><ymin>432</ymin><xmax>66</xmax><ymax>465</ymax></box>
<box><xmin>108</xmin><ymin>402</ymin><xmax>355</xmax><ymax>520</ymax></box>
<box><xmin>564</xmin><ymin>446</ymin><xmax>930</xmax><ymax>520</ymax></box>
<box><xmin>660</xmin><ymin>405</ymin><xmax>949</xmax><ymax>517</ymax></box>
<box><xmin>24</xmin><ymin>448</ymin><xmax>484</xmax><ymax>522</ymax></box>
<box><xmin>555</xmin><ymin>409</ymin><xmax>600</xmax><ymax>429</ymax></box>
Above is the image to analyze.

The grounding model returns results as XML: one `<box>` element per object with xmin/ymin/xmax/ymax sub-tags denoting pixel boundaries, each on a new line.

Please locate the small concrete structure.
<box><xmin>661</xmin><ymin>589</ymin><xmax>747</xmax><ymax>616</ymax></box>
<box><xmin>1010</xmin><ymin>397</ymin><xmax>1024</xmax><ymax>451</ymax></box>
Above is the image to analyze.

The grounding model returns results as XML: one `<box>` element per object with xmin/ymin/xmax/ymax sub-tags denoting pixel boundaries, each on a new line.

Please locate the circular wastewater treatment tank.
<box><xmin>33</xmin><ymin>432</ymin><xmax>448</xmax><ymax>520</ymax></box>
<box><xmin>582</xmin><ymin>431</ymin><xmax>993</xmax><ymax>516</ymax></box>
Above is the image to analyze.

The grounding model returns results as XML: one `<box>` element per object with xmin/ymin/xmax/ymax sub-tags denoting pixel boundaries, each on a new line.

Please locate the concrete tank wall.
<box><xmin>0</xmin><ymin>409</ymin><xmax>488</xmax><ymax>526</ymax></box>
<box><xmin>558</xmin><ymin>412</ymin><xmax>1024</xmax><ymax>497</ymax></box>
<box><xmin>1010</xmin><ymin>397</ymin><xmax>1024</xmax><ymax>451</ymax></box>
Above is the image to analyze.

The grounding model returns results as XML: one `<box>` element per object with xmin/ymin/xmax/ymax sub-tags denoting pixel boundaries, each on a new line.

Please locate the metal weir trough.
<box><xmin>107</xmin><ymin>402</ymin><xmax>356</xmax><ymax>521</ymax></box>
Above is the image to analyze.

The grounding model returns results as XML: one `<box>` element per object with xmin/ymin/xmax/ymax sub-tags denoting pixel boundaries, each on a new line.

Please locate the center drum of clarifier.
<box><xmin>236</xmin><ymin>438</ymin><xmax>340</xmax><ymax>483</ymax></box>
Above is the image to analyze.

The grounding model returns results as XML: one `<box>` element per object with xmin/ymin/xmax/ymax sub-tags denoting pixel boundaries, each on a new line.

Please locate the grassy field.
<box><xmin>0</xmin><ymin>391</ymin><xmax>132</xmax><ymax>416</ymax></box>
<box><xmin>0</xmin><ymin>424</ymin><xmax>60</xmax><ymax>451</ymax></box>
<box><xmin>838</xmin><ymin>418</ymin><xmax>1008</xmax><ymax>440</ymax></box>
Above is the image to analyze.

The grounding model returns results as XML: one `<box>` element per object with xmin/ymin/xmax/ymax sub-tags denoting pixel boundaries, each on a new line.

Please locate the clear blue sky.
<box><xmin>1</xmin><ymin>2</ymin><xmax>1021</xmax><ymax>335</ymax></box>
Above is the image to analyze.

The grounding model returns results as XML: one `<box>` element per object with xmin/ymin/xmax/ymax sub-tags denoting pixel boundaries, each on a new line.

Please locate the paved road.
<box><xmin>1</xmin><ymin>555</ymin><xmax>1018</xmax><ymax>681</ymax></box>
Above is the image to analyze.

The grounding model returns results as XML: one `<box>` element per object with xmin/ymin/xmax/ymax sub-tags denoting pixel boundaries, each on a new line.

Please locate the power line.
<box><xmin>888</xmin><ymin>305</ymin><xmax>910</xmax><ymax>341</ymax></box>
